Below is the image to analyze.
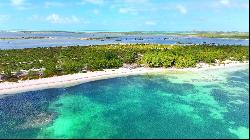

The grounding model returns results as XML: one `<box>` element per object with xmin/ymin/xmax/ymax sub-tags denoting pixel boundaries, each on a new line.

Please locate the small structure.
<box><xmin>122</xmin><ymin>63</ymin><xmax>140</xmax><ymax>69</ymax></box>
<box><xmin>15</xmin><ymin>70</ymin><xmax>29</xmax><ymax>78</ymax></box>
<box><xmin>0</xmin><ymin>74</ymin><xmax>4</xmax><ymax>82</ymax></box>
<box><xmin>221</xmin><ymin>60</ymin><xmax>232</xmax><ymax>64</ymax></box>
<box><xmin>196</xmin><ymin>62</ymin><xmax>208</xmax><ymax>68</ymax></box>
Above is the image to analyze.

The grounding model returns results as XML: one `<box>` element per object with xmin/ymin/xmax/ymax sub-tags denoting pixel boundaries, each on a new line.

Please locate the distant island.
<box><xmin>118</xmin><ymin>31</ymin><xmax>249</xmax><ymax>39</ymax></box>
<box><xmin>0</xmin><ymin>31</ymin><xmax>249</xmax><ymax>40</ymax></box>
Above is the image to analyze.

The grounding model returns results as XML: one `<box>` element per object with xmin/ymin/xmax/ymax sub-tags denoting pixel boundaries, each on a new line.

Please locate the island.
<box><xmin>0</xmin><ymin>44</ymin><xmax>248</xmax><ymax>95</ymax></box>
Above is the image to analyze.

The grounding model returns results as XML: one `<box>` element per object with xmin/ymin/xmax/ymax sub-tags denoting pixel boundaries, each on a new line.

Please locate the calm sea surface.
<box><xmin>0</xmin><ymin>32</ymin><xmax>248</xmax><ymax>49</ymax></box>
<box><xmin>0</xmin><ymin>64</ymin><xmax>248</xmax><ymax>139</ymax></box>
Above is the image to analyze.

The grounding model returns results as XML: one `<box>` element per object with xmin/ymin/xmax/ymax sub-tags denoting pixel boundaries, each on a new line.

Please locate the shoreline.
<box><xmin>0</xmin><ymin>62</ymin><xmax>248</xmax><ymax>96</ymax></box>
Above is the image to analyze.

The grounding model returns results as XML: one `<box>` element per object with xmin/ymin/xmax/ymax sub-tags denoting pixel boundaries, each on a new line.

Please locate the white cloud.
<box><xmin>219</xmin><ymin>0</ymin><xmax>231</xmax><ymax>6</ymax></box>
<box><xmin>80</xmin><ymin>0</ymin><xmax>104</xmax><ymax>5</ymax></box>
<box><xmin>10</xmin><ymin>0</ymin><xmax>24</xmax><ymax>6</ymax></box>
<box><xmin>119</xmin><ymin>7</ymin><xmax>138</xmax><ymax>15</ymax></box>
<box><xmin>215</xmin><ymin>0</ymin><xmax>232</xmax><ymax>8</ymax></box>
<box><xmin>28</xmin><ymin>14</ymin><xmax>89</xmax><ymax>25</ymax></box>
<box><xmin>123</xmin><ymin>0</ymin><xmax>149</xmax><ymax>4</ymax></box>
<box><xmin>44</xmin><ymin>1</ymin><xmax>64</xmax><ymax>8</ymax></box>
<box><xmin>213</xmin><ymin>0</ymin><xmax>248</xmax><ymax>9</ymax></box>
<box><xmin>10</xmin><ymin>0</ymin><xmax>31</xmax><ymax>10</ymax></box>
<box><xmin>145</xmin><ymin>20</ymin><xmax>157</xmax><ymax>26</ymax></box>
<box><xmin>46</xmin><ymin>14</ymin><xmax>82</xmax><ymax>24</ymax></box>
<box><xmin>46</xmin><ymin>14</ymin><xmax>61</xmax><ymax>24</ymax></box>
<box><xmin>110</xmin><ymin>0</ymin><xmax>152</xmax><ymax>14</ymax></box>
<box><xmin>176</xmin><ymin>5</ymin><xmax>187</xmax><ymax>15</ymax></box>
<box><xmin>119</xmin><ymin>8</ymin><xmax>129</xmax><ymax>13</ymax></box>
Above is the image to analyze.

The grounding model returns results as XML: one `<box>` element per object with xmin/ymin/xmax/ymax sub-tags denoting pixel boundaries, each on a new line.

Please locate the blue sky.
<box><xmin>0</xmin><ymin>0</ymin><xmax>249</xmax><ymax>32</ymax></box>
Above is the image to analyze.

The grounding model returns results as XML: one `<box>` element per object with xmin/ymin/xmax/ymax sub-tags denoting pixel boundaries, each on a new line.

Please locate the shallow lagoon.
<box><xmin>0</xmin><ymin>65</ymin><xmax>249</xmax><ymax>139</ymax></box>
<box><xmin>0</xmin><ymin>32</ymin><xmax>248</xmax><ymax>49</ymax></box>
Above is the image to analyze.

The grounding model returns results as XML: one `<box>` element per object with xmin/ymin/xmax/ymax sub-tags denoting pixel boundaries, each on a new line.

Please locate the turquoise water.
<box><xmin>0</xmin><ymin>65</ymin><xmax>249</xmax><ymax>139</ymax></box>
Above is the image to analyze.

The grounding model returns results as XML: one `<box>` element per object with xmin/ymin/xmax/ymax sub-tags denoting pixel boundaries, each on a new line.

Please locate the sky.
<box><xmin>0</xmin><ymin>0</ymin><xmax>249</xmax><ymax>32</ymax></box>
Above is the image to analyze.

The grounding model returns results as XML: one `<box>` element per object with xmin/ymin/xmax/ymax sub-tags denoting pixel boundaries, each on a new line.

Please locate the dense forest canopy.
<box><xmin>0</xmin><ymin>44</ymin><xmax>249</xmax><ymax>82</ymax></box>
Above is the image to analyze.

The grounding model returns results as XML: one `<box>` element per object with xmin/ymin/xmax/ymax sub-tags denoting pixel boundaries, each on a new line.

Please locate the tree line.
<box><xmin>0</xmin><ymin>44</ymin><xmax>248</xmax><ymax>82</ymax></box>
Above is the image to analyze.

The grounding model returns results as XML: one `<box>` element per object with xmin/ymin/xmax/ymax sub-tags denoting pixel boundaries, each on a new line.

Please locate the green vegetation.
<box><xmin>0</xmin><ymin>44</ymin><xmax>248</xmax><ymax>82</ymax></box>
<box><xmin>118</xmin><ymin>31</ymin><xmax>249</xmax><ymax>39</ymax></box>
<box><xmin>191</xmin><ymin>32</ymin><xmax>249</xmax><ymax>39</ymax></box>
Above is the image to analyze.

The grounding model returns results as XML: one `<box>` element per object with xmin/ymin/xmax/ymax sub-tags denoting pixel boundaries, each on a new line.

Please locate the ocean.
<box><xmin>0</xmin><ymin>64</ymin><xmax>248</xmax><ymax>139</ymax></box>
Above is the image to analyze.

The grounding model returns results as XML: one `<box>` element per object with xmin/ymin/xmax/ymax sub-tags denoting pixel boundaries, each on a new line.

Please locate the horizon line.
<box><xmin>0</xmin><ymin>30</ymin><xmax>249</xmax><ymax>33</ymax></box>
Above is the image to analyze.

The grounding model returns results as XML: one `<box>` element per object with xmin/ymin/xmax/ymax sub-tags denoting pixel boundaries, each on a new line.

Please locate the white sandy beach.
<box><xmin>0</xmin><ymin>62</ymin><xmax>248</xmax><ymax>96</ymax></box>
